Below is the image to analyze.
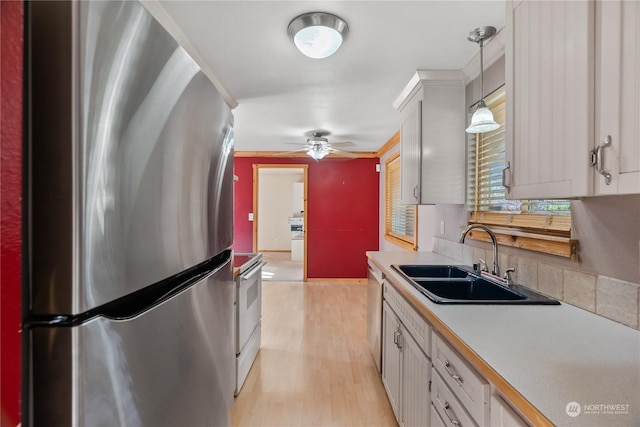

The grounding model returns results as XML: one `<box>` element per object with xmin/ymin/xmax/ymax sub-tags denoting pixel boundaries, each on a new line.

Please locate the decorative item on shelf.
<box><xmin>465</xmin><ymin>26</ymin><xmax>500</xmax><ymax>134</ymax></box>
<box><xmin>287</xmin><ymin>12</ymin><xmax>348</xmax><ymax>59</ymax></box>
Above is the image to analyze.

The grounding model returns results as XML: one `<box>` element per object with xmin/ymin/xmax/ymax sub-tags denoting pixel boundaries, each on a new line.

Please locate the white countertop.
<box><xmin>367</xmin><ymin>251</ymin><xmax>640</xmax><ymax>427</ymax></box>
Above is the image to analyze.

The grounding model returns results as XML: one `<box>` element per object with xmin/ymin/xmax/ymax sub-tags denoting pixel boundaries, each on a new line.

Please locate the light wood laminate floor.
<box><xmin>231</xmin><ymin>280</ymin><xmax>397</xmax><ymax>427</ymax></box>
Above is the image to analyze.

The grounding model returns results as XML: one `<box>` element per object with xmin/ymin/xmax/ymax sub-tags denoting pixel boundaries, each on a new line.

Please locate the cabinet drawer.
<box><xmin>433</xmin><ymin>333</ymin><xmax>489</xmax><ymax>425</ymax></box>
<box><xmin>384</xmin><ymin>281</ymin><xmax>431</xmax><ymax>356</ymax></box>
<box><xmin>432</xmin><ymin>370</ymin><xmax>478</xmax><ymax>427</ymax></box>
<box><xmin>431</xmin><ymin>403</ymin><xmax>448</xmax><ymax>427</ymax></box>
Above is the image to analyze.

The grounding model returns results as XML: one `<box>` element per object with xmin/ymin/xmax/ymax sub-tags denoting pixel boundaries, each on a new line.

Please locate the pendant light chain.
<box><xmin>479</xmin><ymin>38</ymin><xmax>484</xmax><ymax>103</ymax></box>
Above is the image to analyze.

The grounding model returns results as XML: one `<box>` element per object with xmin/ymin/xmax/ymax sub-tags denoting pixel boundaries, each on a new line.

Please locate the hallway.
<box><xmin>260</xmin><ymin>251</ymin><xmax>304</xmax><ymax>282</ymax></box>
<box><xmin>231</xmin><ymin>280</ymin><xmax>397</xmax><ymax>426</ymax></box>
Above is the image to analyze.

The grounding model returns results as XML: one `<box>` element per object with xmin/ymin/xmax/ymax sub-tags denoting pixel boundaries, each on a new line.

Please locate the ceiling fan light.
<box><xmin>466</xmin><ymin>100</ymin><xmax>500</xmax><ymax>134</ymax></box>
<box><xmin>288</xmin><ymin>12</ymin><xmax>348</xmax><ymax>59</ymax></box>
<box><xmin>307</xmin><ymin>145</ymin><xmax>330</xmax><ymax>160</ymax></box>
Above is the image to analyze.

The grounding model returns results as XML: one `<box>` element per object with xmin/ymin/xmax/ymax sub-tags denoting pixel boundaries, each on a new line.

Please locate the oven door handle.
<box><xmin>241</xmin><ymin>261</ymin><xmax>267</xmax><ymax>281</ymax></box>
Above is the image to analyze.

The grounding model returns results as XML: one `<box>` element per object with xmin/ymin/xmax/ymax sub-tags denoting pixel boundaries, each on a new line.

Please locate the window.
<box><xmin>467</xmin><ymin>86</ymin><xmax>576</xmax><ymax>259</ymax></box>
<box><xmin>385</xmin><ymin>152</ymin><xmax>417</xmax><ymax>251</ymax></box>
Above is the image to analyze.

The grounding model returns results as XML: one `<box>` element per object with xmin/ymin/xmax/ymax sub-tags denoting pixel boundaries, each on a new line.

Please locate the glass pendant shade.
<box><xmin>293</xmin><ymin>26</ymin><xmax>343</xmax><ymax>59</ymax></box>
<box><xmin>465</xmin><ymin>100</ymin><xmax>500</xmax><ymax>134</ymax></box>
<box><xmin>307</xmin><ymin>145</ymin><xmax>330</xmax><ymax>160</ymax></box>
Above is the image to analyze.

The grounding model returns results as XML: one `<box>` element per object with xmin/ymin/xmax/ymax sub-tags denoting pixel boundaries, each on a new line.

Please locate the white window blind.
<box><xmin>468</xmin><ymin>85</ymin><xmax>572</xmax><ymax>234</ymax></box>
<box><xmin>385</xmin><ymin>153</ymin><xmax>416</xmax><ymax>250</ymax></box>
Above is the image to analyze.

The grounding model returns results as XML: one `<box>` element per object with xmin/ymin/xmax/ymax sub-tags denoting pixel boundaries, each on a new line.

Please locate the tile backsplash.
<box><xmin>433</xmin><ymin>236</ymin><xmax>640</xmax><ymax>330</ymax></box>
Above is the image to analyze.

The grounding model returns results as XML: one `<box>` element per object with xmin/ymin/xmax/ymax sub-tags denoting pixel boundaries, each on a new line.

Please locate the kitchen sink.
<box><xmin>395</xmin><ymin>264</ymin><xmax>470</xmax><ymax>279</ymax></box>
<box><xmin>413</xmin><ymin>278</ymin><xmax>525</xmax><ymax>301</ymax></box>
<box><xmin>391</xmin><ymin>264</ymin><xmax>560</xmax><ymax>305</ymax></box>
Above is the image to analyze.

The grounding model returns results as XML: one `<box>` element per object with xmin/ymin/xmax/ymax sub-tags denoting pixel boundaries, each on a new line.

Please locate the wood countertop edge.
<box><xmin>368</xmin><ymin>254</ymin><xmax>554</xmax><ymax>427</ymax></box>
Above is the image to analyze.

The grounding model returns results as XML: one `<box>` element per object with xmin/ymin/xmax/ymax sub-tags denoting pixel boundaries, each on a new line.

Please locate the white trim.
<box><xmin>393</xmin><ymin>70</ymin><xmax>465</xmax><ymax>111</ymax></box>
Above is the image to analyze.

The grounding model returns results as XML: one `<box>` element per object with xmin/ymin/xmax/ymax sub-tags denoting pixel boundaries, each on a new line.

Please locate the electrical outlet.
<box><xmin>440</xmin><ymin>221</ymin><xmax>445</xmax><ymax>235</ymax></box>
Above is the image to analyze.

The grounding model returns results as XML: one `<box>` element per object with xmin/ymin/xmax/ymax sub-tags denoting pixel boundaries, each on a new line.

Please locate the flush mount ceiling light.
<box><xmin>287</xmin><ymin>12</ymin><xmax>348</xmax><ymax>59</ymax></box>
<box><xmin>466</xmin><ymin>26</ymin><xmax>500</xmax><ymax>134</ymax></box>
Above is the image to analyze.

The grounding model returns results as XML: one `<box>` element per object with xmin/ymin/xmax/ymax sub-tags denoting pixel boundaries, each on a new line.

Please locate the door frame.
<box><xmin>252</xmin><ymin>164</ymin><xmax>308</xmax><ymax>281</ymax></box>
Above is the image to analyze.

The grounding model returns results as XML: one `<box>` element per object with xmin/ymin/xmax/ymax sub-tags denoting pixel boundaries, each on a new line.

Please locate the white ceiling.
<box><xmin>150</xmin><ymin>1</ymin><xmax>506</xmax><ymax>153</ymax></box>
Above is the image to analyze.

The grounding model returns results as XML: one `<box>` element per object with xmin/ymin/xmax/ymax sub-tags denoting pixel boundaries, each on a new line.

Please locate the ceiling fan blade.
<box><xmin>328</xmin><ymin>148</ymin><xmax>358</xmax><ymax>158</ymax></box>
<box><xmin>268</xmin><ymin>148</ymin><xmax>309</xmax><ymax>157</ymax></box>
<box><xmin>329</xmin><ymin>141</ymin><xmax>356</xmax><ymax>149</ymax></box>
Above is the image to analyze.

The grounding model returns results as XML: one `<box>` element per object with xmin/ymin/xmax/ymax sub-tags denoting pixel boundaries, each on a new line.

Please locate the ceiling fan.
<box><xmin>281</xmin><ymin>130</ymin><xmax>358</xmax><ymax>160</ymax></box>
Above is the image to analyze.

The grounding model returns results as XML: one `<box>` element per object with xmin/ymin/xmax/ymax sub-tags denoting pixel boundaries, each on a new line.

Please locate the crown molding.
<box><xmin>234</xmin><ymin>151</ymin><xmax>378</xmax><ymax>159</ymax></box>
<box><xmin>393</xmin><ymin>69</ymin><xmax>465</xmax><ymax>111</ymax></box>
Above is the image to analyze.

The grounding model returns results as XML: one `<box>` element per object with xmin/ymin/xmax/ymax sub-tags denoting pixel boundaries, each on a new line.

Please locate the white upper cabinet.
<box><xmin>505</xmin><ymin>0</ymin><xmax>595</xmax><ymax>199</ymax></box>
<box><xmin>394</xmin><ymin>71</ymin><xmax>466</xmax><ymax>205</ymax></box>
<box><xmin>595</xmin><ymin>0</ymin><xmax>640</xmax><ymax>195</ymax></box>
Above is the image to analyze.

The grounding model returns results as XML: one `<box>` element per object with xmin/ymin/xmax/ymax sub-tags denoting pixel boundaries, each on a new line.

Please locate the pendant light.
<box><xmin>465</xmin><ymin>26</ymin><xmax>500</xmax><ymax>134</ymax></box>
<box><xmin>288</xmin><ymin>12</ymin><xmax>349</xmax><ymax>59</ymax></box>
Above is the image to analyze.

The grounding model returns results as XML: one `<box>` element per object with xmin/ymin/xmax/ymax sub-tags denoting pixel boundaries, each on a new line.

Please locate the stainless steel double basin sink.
<box><xmin>392</xmin><ymin>264</ymin><xmax>560</xmax><ymax>305</ymax></box>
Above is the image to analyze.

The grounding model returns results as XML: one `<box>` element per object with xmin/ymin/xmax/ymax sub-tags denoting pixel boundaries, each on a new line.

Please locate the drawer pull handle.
<box><xmin>443</xmin><ymin>401</ymin><xmax>462</xmax><ymax>426</ymax></box>
<box><xmin>393</xmin><ymin>329</ymin><xmax>401</xmax><ymax>348</ymax></box>
<box><xmin>590</xmin><ymin>135</ymin><xmax>612</xmax><ymax>185</ymax></box>
<box><xmin>444</xmin><ymin>360</ymin><xmax>463</xmax><ymax>384</ymax></box>
<box><xmin>502</xmin><ymin>161</ymin><xmax>511</xmax><ymax>193</ymax></box>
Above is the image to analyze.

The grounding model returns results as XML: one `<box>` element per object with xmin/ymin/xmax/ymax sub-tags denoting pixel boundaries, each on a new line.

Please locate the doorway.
<box><xmin>253</xmin><ymin>164</ymin><xmax>308</xmax><ymax>281</ymax></box>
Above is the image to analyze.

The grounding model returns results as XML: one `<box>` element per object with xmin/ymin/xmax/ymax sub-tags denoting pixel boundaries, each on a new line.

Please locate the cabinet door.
<box><xmin>400</xmin><ymin>330</ymin><xmax>430</xmax><ymax>427</ymax></box>
<box><xmin>505</xmin><ymin>0</ymin><xmax>594</xmax><ymax>199</ymax></box>
<box><xmin>490</xmin><ymin>395</ymin><xmax>529</xmax><ymax>427</ymax></box>
<box><xmin>382</xmin><ymin>302</ymin><xmax>402</xmax><ymax>421</ymax></box>
<box><xmin>401</xmin><ymin>101</ymin><xmax>422</xmax><ymax>204</ymax></box>
<box><xmin>595</xmin><ymin>0</ymin><xmax>640</xmax><ymax>195</ymax></box>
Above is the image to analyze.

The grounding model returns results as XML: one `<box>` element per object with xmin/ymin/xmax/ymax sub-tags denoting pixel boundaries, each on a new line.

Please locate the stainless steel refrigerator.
<box><xmin>24</xmin><ymin>1</ymin><xmax>236</xmax><ymax>426</ymax></box>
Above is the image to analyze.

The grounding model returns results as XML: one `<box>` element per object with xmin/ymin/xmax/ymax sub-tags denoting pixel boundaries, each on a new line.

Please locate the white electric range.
<box><xmin>233</xmin><ymin>253</ymin><xmax>265</xmax><ymax>395</ymax></box>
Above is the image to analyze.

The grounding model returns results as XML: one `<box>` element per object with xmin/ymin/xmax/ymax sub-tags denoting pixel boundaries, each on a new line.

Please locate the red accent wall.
<box><xmin>1</xmin><ymin>2</ymin><xmax>23</xmax><ymax>426</ymax></box>
<box><xmin>234</xmin><ymin>157</ymin><xmax>379</xmax><ymax>278</ymax></box>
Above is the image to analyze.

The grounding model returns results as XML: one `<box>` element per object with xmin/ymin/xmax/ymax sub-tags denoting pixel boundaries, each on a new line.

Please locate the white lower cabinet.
<box><xmin>382</xmin><ymin>301</ymin><xmax>402</xmax><ymax>419</ymax></box>
<box><xmin>382</xmin><ymin>282</ymin><xmax>432</xmax><ymax>427</ymax></box>
<box><xmin>490</xmin><ymin>395</ymin><xmax>529</xmax><ymax>427</ymax></box>
<box><xmin>432</xmin><ymin>333</ymin><xmax>490</xmax><ymax>426</ymax></box>
<box><xmin>430</xmin><ymin>403</ymin><xmax>447</xmax><ymax>427</ymax></box>
<box><xmin>381</xmin><ymin>280</ymin><xmax>533</xmax><ymax>427</ymax></box>
<box><xmin>400</xmin><ymin>325</ymin><xmax>431</xmax><ymax>427</ymax></box>
<box><xmin>432</xmin><ymin>370</ymin><xmax>480</xmax><ymax>427</ymax></box>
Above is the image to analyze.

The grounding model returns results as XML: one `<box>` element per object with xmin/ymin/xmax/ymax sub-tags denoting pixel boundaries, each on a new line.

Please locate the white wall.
<box><xmin>258</xmin><ymin>170</ymin><xmax>303</xmax><ymax>251</ymax></box>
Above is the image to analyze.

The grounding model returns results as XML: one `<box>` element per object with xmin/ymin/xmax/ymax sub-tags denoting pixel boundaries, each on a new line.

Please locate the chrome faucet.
<box><xmin>459</xmin><ymin>224</ymin><xmax>500</xmax><ymax>277</ymax></box>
